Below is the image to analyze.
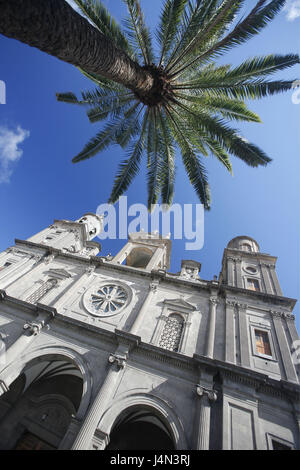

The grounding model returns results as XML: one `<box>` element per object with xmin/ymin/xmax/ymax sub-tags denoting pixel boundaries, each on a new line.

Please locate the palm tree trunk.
<box><xmin>0</xmin><ymin>0</ymin><xmax>154</xmax><ymax>94</ymax></box>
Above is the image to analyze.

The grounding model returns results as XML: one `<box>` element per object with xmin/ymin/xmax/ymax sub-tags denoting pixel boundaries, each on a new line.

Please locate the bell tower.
<box><xmin>27</xmin><ymin>213</ymin><xmax>103</xmax><ymax>256</ymax></box>
<box><xmin>112</xmin><ymin>232</ymin><xmax>171</xmax><ymax>271</ymax></box>
<box><xmin>220</xmin><ymin>235</ymin><xmax>283</xmax><ymax>296</ymax></box>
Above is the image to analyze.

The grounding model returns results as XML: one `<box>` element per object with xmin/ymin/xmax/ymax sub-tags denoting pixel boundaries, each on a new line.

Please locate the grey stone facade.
<box><xmin>0</xmin><ymin>214</ymin><xmax>299</xmax><ymax>450</ymax></box>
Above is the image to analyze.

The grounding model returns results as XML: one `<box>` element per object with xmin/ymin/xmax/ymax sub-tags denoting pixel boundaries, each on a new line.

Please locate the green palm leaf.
<box><xmin>54</xmin><ymin>0</ymin><xmax>298</xmax><ymax>210</ymax></box>
<box><xmin>123</xmin><ymin>0</ymin><xmax>154</xmax><ymax>65</ymax></box>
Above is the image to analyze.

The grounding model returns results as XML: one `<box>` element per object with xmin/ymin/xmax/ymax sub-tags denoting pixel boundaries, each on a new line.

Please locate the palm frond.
<box><xmin>157</xmin><ymin>0</ymin><xmax>188</xmax><ymax>67</ymax></box>
<box><xmin>173</xmin><ymin>0</ymin><xmax>286</xmax><ymax>76</ymax></box>
<box><xmin>56</xmin><ymin>92</ymin><xmax>87</xmax><ymax>105</ymax></box>
<box><xmin>108</xmin><ymin>109</ymin><xmax>149</xmax><ymax>204</ymax></box>
<box><xmin>168</xmin><ymin>0</ymin><xmax>244</xmax><ymax>75</ymax></box>
<box><xmin>147</xmin><ymin>108</ymin><xmax>164</xmax><ymax>209</ymax></box>
<box><xmin>157</xmin><ymin>109</ymin><xmax>176</xmax><ymax>206</ymax></box>
<box><xmin>165</xmin><ymin>106</ymin><xmax>211</xmax><ymax>209</ymax></box>
<box><xmin>123</xmin><ymin>0</ymin><xmax>154</xmax><ymax>65</ymax></box>
<box><xmin>175</xmin><ymin>93</ymin><xmax>261</xmax><ymax>122</ymax></box>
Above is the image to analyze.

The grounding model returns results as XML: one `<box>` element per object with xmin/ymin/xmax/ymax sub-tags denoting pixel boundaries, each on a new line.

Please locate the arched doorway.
<box><xmin>0</xmin><ymin>356</ymin><xmax>84</xmax><ymax>450</ymax></box>
<box><xmin>106</xmin><ymin>407</ymin><xmax>175</xmax><ymax>450</ymax></box>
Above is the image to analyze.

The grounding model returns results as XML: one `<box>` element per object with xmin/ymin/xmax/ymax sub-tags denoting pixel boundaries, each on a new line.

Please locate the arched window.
<box><xmin>241</xmin><ymin>243</ymin><xmax>252</xmax><ymax>252</ymax></box>
<box><xmin>159</xmin><ymin>314</ymin><xmax>184</xmax><ymax>352</ymax></box>
<box><xmin>26</xmin><ymin>279</ymin><xmax>57</xmax><ymax>304</ymax></box>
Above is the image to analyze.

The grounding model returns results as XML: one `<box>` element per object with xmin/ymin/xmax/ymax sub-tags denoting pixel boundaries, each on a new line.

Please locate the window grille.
<box><xmin>26</xmin><ymin>279</ymin><xmax>57</xmax><ymax>304</ymax></box>
<box><xmin>159</xmin><ymin>314</ymin><xmax>184</xmax><ymax>352</ymax></box>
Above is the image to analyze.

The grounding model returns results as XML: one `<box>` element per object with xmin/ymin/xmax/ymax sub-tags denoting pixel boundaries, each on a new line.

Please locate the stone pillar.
<box><xmin>225</xmin><ymin>300</ymin><xmax>236</xmax><ymax>364</ymax></box>
<box><xmin>227</xmin><ymin>257</ymin><xmax>235</xmax><ymax>286</ymax></box>
<box><xmin>54</xmin><ymin>265</ymin><xmax>95</xmax><ymax>311</ymax></box>
<box><xmin>195</xmin><ymin>385</ymin><xmax>217</xmax><ymax>450</ymax></box>
<box><xmin>0</xmin><ymin>254</ymin><xmax>42</xmax><ymax>289</ymax></box>
<box><xmin>130</xmin><ymin>279</ymin><xmax>159</xmax><ymax>336</ymax></box>
<box><xmin>71</xmin><ymin>351</ymin><xmax>127</xmax><ymax>450</ymax></box>
<box><xmin>260</xmin><ymin>263</ymin><xmax>274</xmax><ymax>294</ymax></box>
<box><xmin>0</xmin><ymin>311</ymin><xmax>54</xmax><ymax>394</ymax></box>
<box><xmin>205</xmin><ymin>296</ymin><xmax>218</xmax><ymax>358</ymax></box>
<box><xmin>112</xmin><ymin>243</ymin><xmax>133</xmax><ymax>265</ymax></box>
<box><xmin>269</xmin><ymin>265</ymin><xmax>283</xmax><ymax>296</ymax></box>
<box><xmin>271</xmin><ymin>311</ymin><xmax>297</xmax><ymax>382</ymax></box>
<box><xmin>237</xmin><ymin>303</ymin><xmax>250</xmax><ymax>368</ymax></box>
<box><xmin>146</xmin><ymin>247</ymin><xmax>164</xmax><ymax>271</ymax></box>
<box><xmin>235</xmin><ymin>258</ymin><xmax>243</xmax><ymax>289</ymax></box>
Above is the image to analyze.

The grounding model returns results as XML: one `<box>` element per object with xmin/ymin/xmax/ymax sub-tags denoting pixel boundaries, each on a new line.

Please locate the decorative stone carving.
<box><xmin>209</xmin><ymin>297</ymin><xmax>219</xmax><ymax>305</ymax></box>
<box><xmin>85</xmin><ymin>265</ymin><xmax>96</xmax><ymax>276</ymax></box>
<box><xmin>23</xmin><ymin>320</ymin><xmax>50</xmax><ymax>336</ymax></box>
<box><xmin>226</xmin><ymin>300</ymin><xmax>237</xmax><ymax>307</ymax></box>
<box><xmin>149</xmin><ymin>280</ymin><xmax>159</xmax><ymax>292</ymax></box>
<box><xmin>236</xmin><ymin>303</ymin><xmax>248</xmax><ymax>309</ymax></box>
<box><xmin>108</xmin><ymin>353</ymin><xmax>127</xmax><ymax>369</ymax></box>
<box><xmin>196</xmin><ymin>385</ymin><xmax>217</xmax><ymax>402</ymax></box>
<box><xmin>44</xmin><ymin>253</ymin><xmax>56</xmax><ymax>264</ymax></box>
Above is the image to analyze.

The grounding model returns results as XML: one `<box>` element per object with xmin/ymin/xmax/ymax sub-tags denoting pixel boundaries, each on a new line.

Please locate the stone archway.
<box><xmin>0</xmin><ymin>354</ymin><xmax>85</xmax><ymax>450</ymax></box>
<box><xmin>106</xmin><ymin>407</ymin><xmax>175</xmax><ymax>450</ymax></box>
<box><xmin>98</xmin><ymin>394</ymin><xmax>188</xmax><ymax>450</ymax></box>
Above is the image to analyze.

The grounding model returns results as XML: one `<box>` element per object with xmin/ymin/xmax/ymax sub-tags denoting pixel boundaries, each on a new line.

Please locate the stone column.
<box><xmin>130</xmin><ymin>279</ymin><xmax>159</xmax><ymax>336</ymax></box>
<box><xmin>146</xmin><ymin>247</ymin><xmax>164</xmax><ymax>271</ymax></box>
<box><xmin>195</xmin><ymin>385</ymin><xmax>217</xmax><ymax>450</ymax></box>
<box><xmin>205</xmin><ymin>296</ymin><xmax>218</xmax><ymax>358</ymax></box>
<box><xmin>0</xmin><ymin>254</ymin><xmax>41</xmax><ymax>289</ymax></box>
<box><xmin>235</xmin><ymin>258</ymin><xmax>243</xmax><ymax>289</ymax></box>
<box><xmin>260</xmin><ymin>263</ymin><xmax>274</xmax><ymax>294</ymax></box>
<box><xmin>71</xmin><ymin>351</ymin><xmax>127</xmax><ymax>450</ymax></box>
<box><xmin>269</xmin><ymin>264</ymin><xmax>283</xmax><ymax>296</ymax></box>
<box><xmin>271</xmin><ymin>311</ymin><xmax>297</xmax><ymax>382</ymax></box>
<box><xmin>0</xmin><ymin>311</ymin><xmax>54</xmax><ymax>394</ymax></box>
<box><xmin>237</xmin><ymin>303</ymin><xmax>250</xmax><ymax>368</ymax></box>
<box><xmin>227</xmin><ymin>257</ymin><xmax>235</xmax><ymax>286</ymax></box>
<box><xmin>54</xmin><ymin>265</ymin><xmax>95</xmax><ymax>311</ymax></box>
<box><xmin>112</xmin><ymin>243</ymin><xmax>133</xmax><ymax>265</ymax></box>
<box><xmin>225</xmin><ymin>300</ymin><xmax>236</xmax><ymax>364</ymax></box>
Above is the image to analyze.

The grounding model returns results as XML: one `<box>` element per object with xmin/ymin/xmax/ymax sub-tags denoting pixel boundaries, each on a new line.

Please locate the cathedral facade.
<box><xmin>0</xmin><ymin>213</ymin><xmax>299</xmax><ymax>450</ymax></box>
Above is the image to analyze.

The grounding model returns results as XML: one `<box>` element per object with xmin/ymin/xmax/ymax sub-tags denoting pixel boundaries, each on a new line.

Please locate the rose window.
<box><xmin>85</xmin><ymin>284</ymin><xmax>129</xmax><ymax>317</ymax></box>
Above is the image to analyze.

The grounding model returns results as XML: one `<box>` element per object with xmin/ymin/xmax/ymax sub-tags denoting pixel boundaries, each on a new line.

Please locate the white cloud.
<box><xmin>0</xmin><ymin>126</ymin><xmax>30</xmax><ymax>183</ymax></box>
<box><xmin>283</xmin><ymin>0</ymin><xmax>300</xmax><ymax>21</ymax></box>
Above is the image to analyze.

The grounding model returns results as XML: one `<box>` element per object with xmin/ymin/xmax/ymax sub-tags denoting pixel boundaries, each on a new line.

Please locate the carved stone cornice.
<box><xmin>269</xmin><ymin>310</ymin><xmax>295</xmax><ymax>320</ymax></box>
<box><xmin>196</xmin><ymin>385</ymin><xmax>217</xmax><ymax>402</ymax></box>
<box><xmin>260</xmin><ymin>262</ymin><xmax>276</xmax><ymax>269</ymax></box>
<box><xmin>225</xmin><ymin>300</ymin><xmax>237</xmax><ymax>307</ymax></box>
<box><xmin>236</xmin><ymin>303</ymin><xmax>248</xmax><ymax>310</ymax></box>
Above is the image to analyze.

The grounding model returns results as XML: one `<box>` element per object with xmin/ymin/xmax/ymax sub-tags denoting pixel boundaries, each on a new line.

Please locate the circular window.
<box><xmin>84</xmin><ymin>283</ymin><xmax>130</xmax><ymax>317</ymax></box>
<box><xmin>244</xmin><ymin>265</ymin><xmax>258</xmax><ymax>274</ymax></box>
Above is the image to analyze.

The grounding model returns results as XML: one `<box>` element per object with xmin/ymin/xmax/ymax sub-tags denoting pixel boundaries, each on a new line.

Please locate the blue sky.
<box><xmin>0</xmin><ymin>1</ymin><xmax>299</xmax><ymax>331</ymax></box>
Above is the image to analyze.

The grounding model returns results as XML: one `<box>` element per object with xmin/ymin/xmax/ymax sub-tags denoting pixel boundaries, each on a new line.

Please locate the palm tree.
<box><xmin>1</xmin><ymin>1</ymin><xmax>299</xmax><ymax>210</ymax></box>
